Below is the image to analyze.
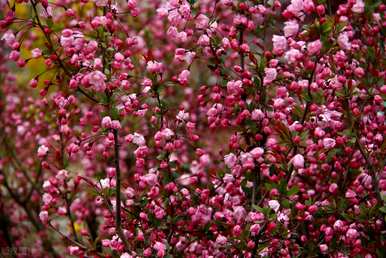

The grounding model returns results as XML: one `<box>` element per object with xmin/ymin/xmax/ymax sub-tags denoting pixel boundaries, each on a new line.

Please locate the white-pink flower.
<box><xmin>224</xmin><ymin>153</ymin><xmax>237</xmax><ymax>168</ymax></box>
<box><xmin>31</xmin><ymin>48</ymin><xmax>42</xmax><ymax>58</ymax></box>
<box><xmin>272</xmin><ymin>35</ymin><xmax>287</xmax><ymax>54</ymax></box>
<box><xmin>268</xmin><ymin>200</ymin><xmax>280</xmax><ymax>212</ymax></box>
<box><xmin>283</xmin><ymin>20</ymin><xmax>299</xmax><ymax>37</ymax></box>
<box><xmin>263</xmin><ymin>68</ymin><xmax>277</xmax><ymax>85</ymax></box>
<box><xmin>338</xmin><ymin>32</ymin><xmax>351</xmax><ymax>50</ymax></box>
<box><xmin>196</xmin><ymin>14</ymin><xmax>209</xmax><ymax>29</ymax></box>
<box><xmin>291</xmin><ymin>154</ymin><xmax>304</xmax><ymax>169</ymax></box>
<box><xmin>37</xmin><ymin>145</ymin><xmax>49</xmax><ymax>158</ymax></box>
<box><xmin>307</xmin><ymin>39</ymin><xmax>322</xmax><ymax>55</ymax></box>
<box><xmin>323</xmin><ymin>138</ymin><xmax>336</xmax><ymax>149</ymax></box>
<box><xmin>147</xmin><ymin>61</ymin><xmax>164</xmax><ymax>73</ymax></box>
<box><xmin>88</xmin><ymin>71</ymin><xmax>107</xmax><ymax>92</ymax></box>
<box><xmin>177</xmin><ymin>70</ymin><xmax>190</xmax><ymax>85</ymax></box>
<box><xmin>352</xmin><ymin>0</ymin><xmax>365</xmax><ymax>14</ymax></box>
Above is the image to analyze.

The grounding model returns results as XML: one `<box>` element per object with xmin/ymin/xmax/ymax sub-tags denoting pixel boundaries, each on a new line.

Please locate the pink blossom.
<box><xmin>272</xmin><ymin>35</ymin><xmax>287</xmax><ymax>54</ymax></box>
<box><xmin>37</xmin><ymin>145</ymin><xmax>49</xmax><ymax>158</ymax></box>
<box><xmin>268</xmin><ymin>200</ymin><xmax>280</xmax><ymax>212</ymax></box>
<box><xmin>31</xmin><ymin>48</ymin><xmax>42</xmax><ymax>58</ymax></box>
<box><xmin>196</xmin><ymin>14</ymin><xmax>209</xmax><ymax>29</ymax></box>
<box><xmin>224</xmin><ymin>153</ymin><xmax>237</xmax><ymax>168</ymax></box>
<box><xmin>291</xmin><ymin>154</ymin><xmax>305</xmax><ymax>169</ymax></box>
<box><xmin>39</xmin><ymin>211</ymin><xmax>49</xmax><ymax>224</ymax></box>
<box><xmin>352</xmin><ymin>0</ymin><xmax>365</xmax><ymax>13</ymax></box>
<box><xmin>147</xmin><ymin>61</ymin><xmax>164</xmax><ymax>73</ymax></box>
<box><xmin>101</xmin><ymin>116</ymin><xmax>112</xmax><ymax>128</ymax></box>
<box><xmin>88</xmin><ymin>71</ymin><xmax>107</xmax><ymax>92</ymax></box>
<box><xmin>177</xmin><ymin>70</ymin><xmax>190</xmax><ymax>85</ymax></box>
<box><xmin>346</xmin><ymin>228</ymin><xmax>359</xmax><ymax>240</ymax></box>
<box><xmin>283</xmin><ymin>20</ymin><xmax>299</xmax><ymax>37</ymax></box>
<box><xmin>338</xmin><ymin>32</ymin><xmax>351</xmax><ymax>50</ymax></box>
<box><xmin>263</xmin><ymin>68</ymin><xmax>277</xmax><ymax>85</ymax></box>
<box><xmin>323</xmin><ymin>138</ymin><xmax>336</xmax><ymax>149</ymax></box>
<box><xmin>307</xmin><ymin>39</ymin><xmax>322</xmax><ymax>55</ymax></box>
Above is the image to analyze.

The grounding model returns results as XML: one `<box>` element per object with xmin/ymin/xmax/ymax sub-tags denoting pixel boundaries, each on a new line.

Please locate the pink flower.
<box><xmin>224</xmin><ymin>153</ymin><xmax>237</xmax><ymax>168</ymax></box>
<box><xmin>268</xmin><ymin>200</ymin><xmax>280</xmax><ymax>212</ymax></box>
<box><xmin>196</xmin><ymin>14</ymin><xmax>209</xmax><ymax>29</ymax></box>
<box><xmin>141</xmin><ymin>173</ymin><xmax>158</xmax><ymax>186</ymax></box>
<box><xmin>233</xmin><ymin>206</ymin><xmax>246</xmax><ymax>223</ymax></box>
<box><xmin>39</xmin><ymin>211</ymin><xmax>49</xmax><ymax>224</ymax></box>
<box><xmin>31</xmin><ymin>48</ymin><xmax>42</xmax><ymax>58</ymax></box>
<box><xmin>1</xmin><ymin>30</ymin><xmax>16</xmax><ymax>47</ymax></box>
<box><xmin>291</xmin><ymin>154</ymin><xmax>304</xmax><ymax>169</ymax></box>
<box><xmin>333</xmin><ymin>220</ymin><xmax>344</xmax><ymax>230</ymax></box>
<box><xmin>251</xmin><ymin>109</ymin><xmax>264</xmax><ymax>120</ymax></box>
<box><xmin>198</xmin><ymin>34</ymin><xmax>210</xmax><ymax>46</ymax></box>
<box><xmin>319</xmin><ymin>244</ymin><xmax>328</xmax><ymax>253</ymax></box>
<box><xmin>307</xmin><ymin>39</ymin><xmax>322</xmax><ymax>55</ymax></box>
<box><xmin>147</xmin><ymin>61</ymin><xmax>164</xmax><ymax>73</ymax></box>
<box><xmin>88</xmin><ymin>71</ymin><xmax>107</xmax><ymax>92</ymax></box>
<box><xmin>250</xmin><ymin>147</ymin><xmax>264</xmax><ymax>159</ymax></box>
<box><xmin>338</xmin><ymin>32</ymin><xmax>351</xmax><ymax>50</ymax></box>
<box><xmin>177</xmin><ymin>70</ymin><xmax>190</xmax><ymax>85</ymax></box>
<box><xmin>153</xmin><ymin>242</ymin><xmax>166</xmax><ymax>257</ymax></box>
<box><xmin>127</xmin><ymin>133</ymin><xmax>146</xmax><ymax>146</ymax></box>
<box><xmin>329</xmin><ymin>183</ymin><xmax>338</xmax><ymax>193</ymax></box>
<box><xmin>346</xmin><ymin>228</ymin><xmax>359</xmax><ymax>240</ymax></box>
<box><xmin>287</xmin><ymin>0</ymin><xmax>304</xmax><ymax>16</ymax></box>
<box><xmin>323</xmin><ymin>138</ymin><xmax>336</xmax><ymax>149</ymax></box>
<box><xmin>352</xmin><ymin>0</ymin><xmax>365</xmax><ymax>13</ymax></box>
<box><xmin>284</xmin><ymin>48</ymin><xmax>301</xmax><ymax>64</ymax></box>
<box><xmin>272</xmin><ymin>35</ymin><xmax>287</xmax><ymax>54</ymax></box>
<box><xmin>37</xmin><ymin>145</ymin><xmax>49</xmax><ymax>158</ymax></box>
<box><xmin>227</xmin><ymin>80</ymin><xmax>243</xmax><ymax>95</ymax></box>
<box><xmin>263</xmin><ymin>68</ymin><xmax>277</xmax><ymax>85</ymax></box>
<box><xmin>345</xmin><ymin>189</ymin><xmax>356</xmax><ymax>199</ymax></box>
<box><xmin>101</xmin><ymin>116</ymin><xmax>112</xmax><ymax>128</ymax></box>
<box><xmin>215</xmin><ymin>235</ymin><xmax>227</xmax><ymax>246</ymax></box>
<box><xmin>283</xmin><ymin>20</ymin><xmax>299</xmax><ymax>37</ymax></box>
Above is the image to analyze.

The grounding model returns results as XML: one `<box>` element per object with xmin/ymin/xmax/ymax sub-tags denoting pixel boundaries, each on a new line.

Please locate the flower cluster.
<box><xmin>0</xmin><ymin>0</ymin><xmax>385</xmax><ymax>257</ymax></box>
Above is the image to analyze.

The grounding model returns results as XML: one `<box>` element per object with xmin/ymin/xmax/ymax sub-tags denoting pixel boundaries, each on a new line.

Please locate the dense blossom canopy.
<box><xmin>0</xmin><ymin>0</ymin><xmax>385</xmax><ymax>257</ymax></box>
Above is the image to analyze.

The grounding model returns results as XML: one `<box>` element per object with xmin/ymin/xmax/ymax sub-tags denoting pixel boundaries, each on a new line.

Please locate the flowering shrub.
<box><xmin>0</xmin><ymin>0</ymin><xmax>385</xmax><ymax>257</ymax></box>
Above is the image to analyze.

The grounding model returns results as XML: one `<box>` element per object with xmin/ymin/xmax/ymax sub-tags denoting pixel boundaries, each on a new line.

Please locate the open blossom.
<box><xmin>1</xmin><ymin>30</ymin><xmax>15</xmax><ymax>47</ymax></box>
<box><xmin>177</xmin><ymin>69</ymin><xmax>190</xmax><ymax>85</ymax></box>
<box><xmin>153</xmin><ymin>242</ymin><xmax>166</xmax><ymax>257</ymax></box>
<box><xmin>31</xmin><ymin>48</ymin><xmax>42</xmax><ymax>58</ymax></box>
<box><xmin>323</xmin><ymin>138</ymin><xmax>336</xmax><ymax>148</ymax></box>
<box><xmin>39</xmin><ymin>211</ymin><xmax>49</xmax><ymax>224</ymax></box>
<box><xmin>268</xmin><ymin>200</ymin><xmax>280</xmax><ymax>212</ymax></box>
<box><xmin>287</xmin><ymin>0</ymin><xmax>304</xmax><ymax>16</ymax></box>
<box><xmin>37</xmin><ymin>145</ymin><xmax>49</xmax><ymax>158</ymax></box>
<box><xmin>338</xmin><ymin>32</ymin><xmax>351</xmax><ymax>50</ymax></box>
<box><xmin>284</xmin><ymin>48</ymin><xmax>301</xmax><ymax>64</ymax></box>
<box><xmin>196</xmin><ymin>14</ymin><xmax>209</xmax><ymax>29</ymax></box>
<box><xmin>272</xmin><ymin>35</ymin><xmax>287</xmax><ymax>54</ymax></box>
<box><xmin>291</xmin><ymin>154</ymin><xmax>305</xmax><ymax>169</ymax></box>
<box><xmin>307</xmin><ymin>39</ymin><xmax>322</xmax><ymax>55</ymax></box>
<box><xmin>352</xmin><ymin>0</ymin><xmax>365</xmax><ymax>13</ymax></box>
<box><xmin>283</xmin><ymin>20</ymin><xmax>299</xmax><ymax>37</ymax></box>
<box><xmin>146</xmin><ymin>61</ymin><xmax>164</xmax><ymax>73</ymax></box>
<box><xmin>87</xmin><ymin>71</ymin><xmax>106</xmax><ymax>92</ymax></box>
<box><xmin>101</xmin><ymin>116</ymin><xmax>112</xmax><ymax>128</ymax></box>
<box><xmin>224</xmin><ymin>153</ymin><xmax>237</xmax><ymax>168</ymax></box>
<box><xmin>263</xmin><ymin>68</ymin><xmax>277</xmax><ymax>85</ymax></box>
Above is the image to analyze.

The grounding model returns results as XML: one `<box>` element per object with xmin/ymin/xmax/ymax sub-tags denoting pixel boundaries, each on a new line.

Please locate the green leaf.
<box><xmin>287</xmin><ymin>186</ymin><xmax>299</xmax><ymax>196</ymax></box>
